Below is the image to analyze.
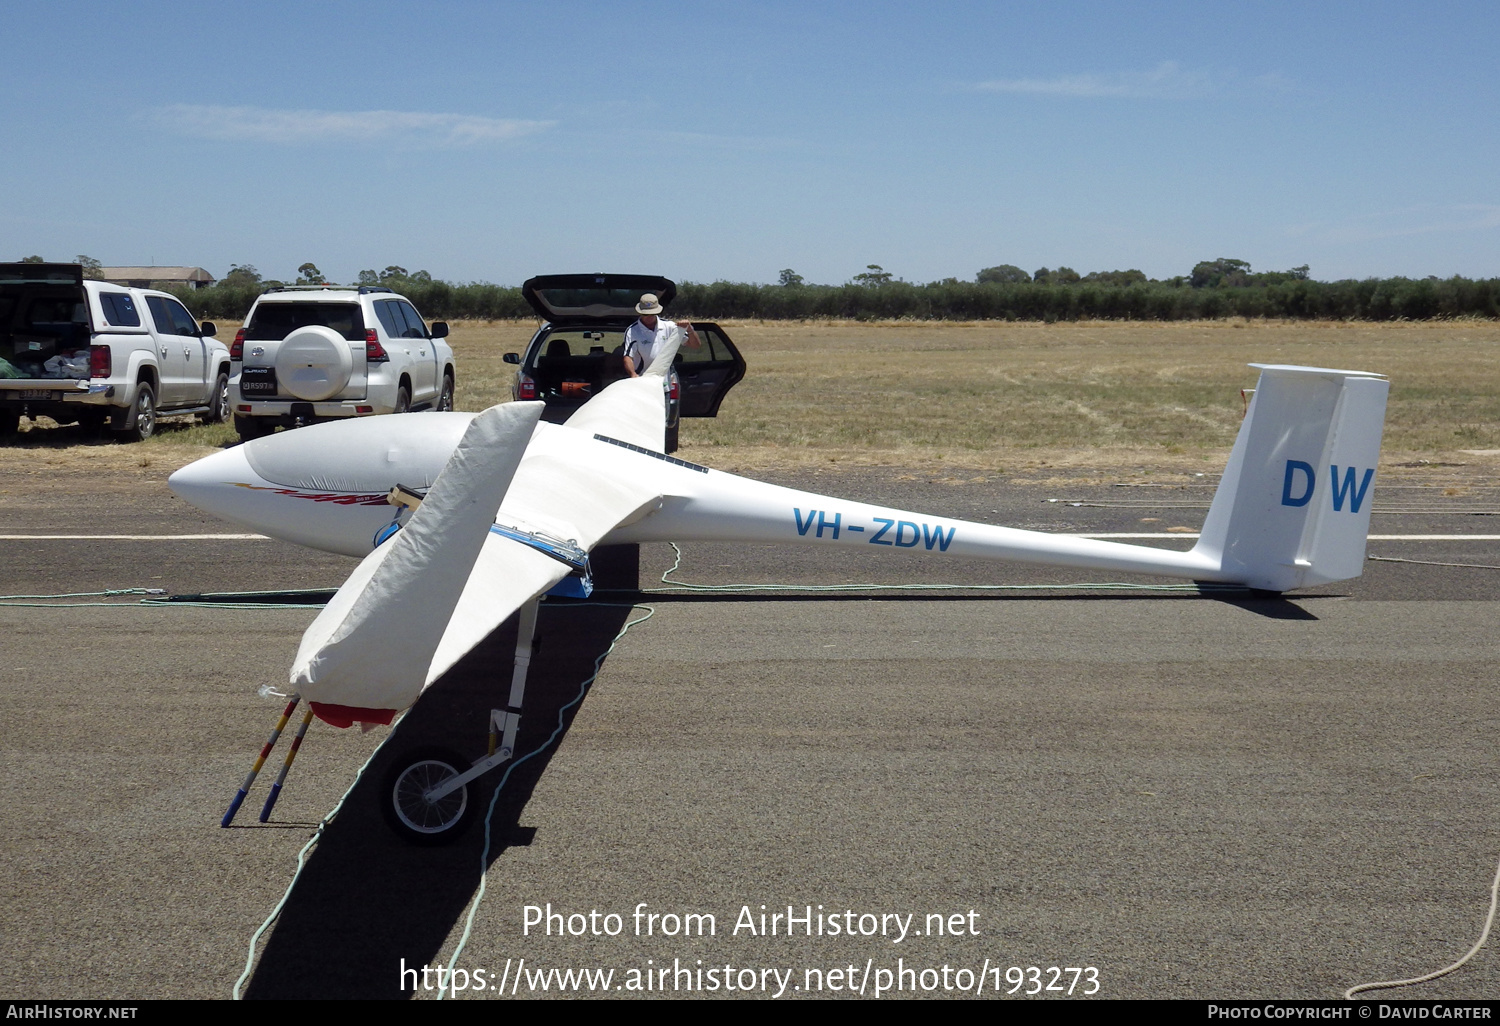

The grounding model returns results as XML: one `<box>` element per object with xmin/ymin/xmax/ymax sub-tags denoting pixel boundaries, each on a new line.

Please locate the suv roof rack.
<box><xmin>261</xmin><ymin>284</ymin><xmax>370</xmax><ymax>294</ymax></box>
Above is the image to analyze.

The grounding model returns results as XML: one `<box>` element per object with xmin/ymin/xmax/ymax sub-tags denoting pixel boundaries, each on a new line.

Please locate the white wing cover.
<box><xmin>290</xmin><ymin>375</ymin><xmax>674</xmax><ymax>722</ymax></box>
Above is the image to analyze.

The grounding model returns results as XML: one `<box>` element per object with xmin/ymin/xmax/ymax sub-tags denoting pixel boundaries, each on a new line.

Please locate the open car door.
<box><xmin>678</xmin><ymin>321</ymin><xmax>746</xmax><ymax>417</ymax></box>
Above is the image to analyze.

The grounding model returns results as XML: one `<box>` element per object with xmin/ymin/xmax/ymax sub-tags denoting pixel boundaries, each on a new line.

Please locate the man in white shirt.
<box><xmin>623</xmin><ymin>293</ymin><xmax>701</xmax><ymax>377</ymax></box>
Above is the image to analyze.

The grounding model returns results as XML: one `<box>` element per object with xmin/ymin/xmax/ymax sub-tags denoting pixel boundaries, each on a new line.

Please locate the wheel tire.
<box><xmin>436</xmin><ymin>373</ymin><xmax>455</xmax><ymax>412</ymax></box>
<box><xmin>394</xmin><ymin>383</ymin><xmax>411</xmax><ymax>415</ymax></box>
<box><xmin>202</xmin><ymin>372</ymin><xmax>231</xmax><ymax>425</ymax></box>
<box><xmin>380</xmin><ymin>747</ymin><xmax>476</xmax><ymax>845</ymax></box>
<box><xmin>115</xmin><ymin>382</ymin><xmax>156</xmax><ymax>442</ymax></box>
<box><xmin>234</xmin><ymin>414</ymin><xmax>272</xmax><ymax>442</ymax></box>
<box><xmin>664</xmin><ymin>421</ymin><xmax>679</xmax><ymax>454</ymax></box>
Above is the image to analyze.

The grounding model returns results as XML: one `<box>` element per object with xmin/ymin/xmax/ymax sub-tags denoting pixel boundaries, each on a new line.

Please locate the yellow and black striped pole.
<box><xmin>221</xmin><ymin>695</ymin><xmax>299</xmax><ymax>827</ymax></box>
<box><xmin>258</xmin><ymin>707</ymin><xmax>314</xmax><ymax>822</ymax></box>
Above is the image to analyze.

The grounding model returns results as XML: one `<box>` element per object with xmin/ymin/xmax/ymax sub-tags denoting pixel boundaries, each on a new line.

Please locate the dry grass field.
<box><xmin>3</xmin><ymin>319</ymin><xmax>1498</xmax><ymax>487</ymax></box>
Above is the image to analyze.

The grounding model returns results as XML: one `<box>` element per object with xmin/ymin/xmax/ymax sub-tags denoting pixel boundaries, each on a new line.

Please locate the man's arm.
<box><xmin>623</xmin><ymin>323</ymin><xmax>642</xmax><ymax>377</ymax></box>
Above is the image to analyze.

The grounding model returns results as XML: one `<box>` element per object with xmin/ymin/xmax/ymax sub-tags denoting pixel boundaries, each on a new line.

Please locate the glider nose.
<box><xmin>168</xmin><ymin>445</ymin><xmax>260</xmax><ymax>524</ymax></box>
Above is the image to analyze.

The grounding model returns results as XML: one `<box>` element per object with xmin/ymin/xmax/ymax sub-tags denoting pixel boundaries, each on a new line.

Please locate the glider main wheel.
<box><xmin>381</xmin><ymin>747</ymin><xmax>477</xmax><ymax>845</ymax></box>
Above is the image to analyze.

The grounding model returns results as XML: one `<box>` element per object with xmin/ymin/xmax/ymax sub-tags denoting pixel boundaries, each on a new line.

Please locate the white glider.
<box><xmin>171</xmin><ymin>338</ymin><xmax>1387</xmax><ymax>838</ymax></box>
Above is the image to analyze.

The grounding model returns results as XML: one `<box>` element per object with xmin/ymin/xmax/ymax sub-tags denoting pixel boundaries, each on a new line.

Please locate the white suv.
<box><xmin>230</xmin><ymin>285</ymin><xmax>456</xmax><ymax>441</ymax></box>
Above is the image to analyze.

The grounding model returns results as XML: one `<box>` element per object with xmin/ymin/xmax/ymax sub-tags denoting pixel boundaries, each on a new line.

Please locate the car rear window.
<box><xmin>99</xmin><ymin>292</ymin><xmax>141</xmax><ymax>327</ymax></box>
<box><xmin>525</xmin><ymin>329</ymin><xmax>624</xmax><ymax>367</ymax></box>
<box><xmin>533</xmin><ymin>288</ymin><xmax>648</xmax><ymax>319</ymax></box>
<box><xmin>245</xmin><ymin>302</ymin><xmax>365</xmax><ymax>342</ymax></box>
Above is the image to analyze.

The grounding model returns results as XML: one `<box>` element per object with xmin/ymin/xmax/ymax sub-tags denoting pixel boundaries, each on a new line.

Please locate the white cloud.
<box><xmin>148</xmin><ymin>104</ymin><xmax>555</xmax><ymax>145</ymax></box>
<box><xmin>972</xmin><ymin>61</ymin><xmax>1215</xmax><ymax>99</ymax></box>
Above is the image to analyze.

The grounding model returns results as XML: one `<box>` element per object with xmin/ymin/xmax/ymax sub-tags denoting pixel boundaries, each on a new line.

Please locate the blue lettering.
<box><xmin>794</xmin><ymin>508</ymin><xmax>816</xmax><ymax>536</ymax></box>
<box><xmin>1330</xmin><ymin>466</ymin><xmax>1375</xmax><ymax>513</ymax></box>
<box><xmin>870</xmin><ymin>518</ymin><xmax>894</xmax><ymax>545</ymax></box>
<box><xmin>921</xmin><ymin>523</ymin><xmax>956</xmax><ymax>551</ymax></box>
<box><xmin>895</xmin><ymin>520</ymin><xmax>920</xmax><ymax>547</ymax></box>
<box><xmin>816</xmin><ymin>510</ymin><xmax>841</xmax><ymax>539</ymax></box>
<box><xmin>1281</xmin><ymin>460</ymin><xmax>1315</xmax><ymax>507</ymax></box>
<box><xmin>848</xmin><ymin>525</ymin><xmax>865</xmax><ymax>532</ymax></box>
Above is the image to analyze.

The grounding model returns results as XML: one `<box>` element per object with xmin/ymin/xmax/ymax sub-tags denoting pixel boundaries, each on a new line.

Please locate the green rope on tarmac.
<box><xmin>0</xmin><ymin>588</ymin><xmax>330</xmax><ymax>609</ymax></box>
<box><xmin>0</xmin><ymin>587</ymin><xmax>164</xmax><ymax>600</ymax></box>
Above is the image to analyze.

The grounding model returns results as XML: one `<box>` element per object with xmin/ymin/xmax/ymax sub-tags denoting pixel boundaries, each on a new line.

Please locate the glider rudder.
<box><xmin>1192</xmin><ymin>365</ymin><xmax>1388</xmax><ymax>592</ymax></box>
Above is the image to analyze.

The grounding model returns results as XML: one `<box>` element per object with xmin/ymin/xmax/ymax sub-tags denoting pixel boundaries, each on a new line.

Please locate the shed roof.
<box><xmin>100</xmin><ymin>266</ymin><xmax>216</xmax><ymax>284</ymax></box>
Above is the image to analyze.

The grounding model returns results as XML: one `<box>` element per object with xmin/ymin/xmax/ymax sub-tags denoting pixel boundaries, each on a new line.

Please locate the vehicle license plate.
<box><xmin>240</xmin><ymin>368</ymin><xmax>277</xmax><ymax>395</ymax></box>
<box><xmin>18</xmin><ymin>389</ymin><xmax>58</xmax><ymax>401</ymax></box>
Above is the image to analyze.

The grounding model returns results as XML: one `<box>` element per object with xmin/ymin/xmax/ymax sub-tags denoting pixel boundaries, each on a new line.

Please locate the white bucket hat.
<box><xmin>635</xmin><ymin>293</ymin><xmax>664</xmax><ymax>316</ymax></box>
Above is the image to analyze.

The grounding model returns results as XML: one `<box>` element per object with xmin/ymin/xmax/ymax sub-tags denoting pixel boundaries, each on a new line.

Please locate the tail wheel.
<box><xmin>380</xmin><ymin>747</ymin><xmax>477</xmax><ymax>845</ymax></box>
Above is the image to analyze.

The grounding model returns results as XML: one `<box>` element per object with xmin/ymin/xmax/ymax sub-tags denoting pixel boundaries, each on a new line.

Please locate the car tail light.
<box><xmin>517</xmin><ymin>375</ymin><xmax>537</xmax><ymax>400</ymax></box>
<box><xmin>230</xmin><ymin>328</ymin><xmax>245</xmax><ymax>361</ymax></box>
<box><xmin>366</xmin><ymin>330</ymin><xmax>389</xmax><ymax>362</ymax></box>
<box><xmin>668</xmin><ymin>377</ymin><xmax>680</xmax><ymax>401</ymax></box>
<box><xmin>89</xmin><ymin>345</ymin><xmax>111</xmax><ymax>378</ymax></box>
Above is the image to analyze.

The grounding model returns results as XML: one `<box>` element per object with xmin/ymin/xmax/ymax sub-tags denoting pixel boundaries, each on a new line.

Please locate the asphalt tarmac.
<box><xmin>1</xmin><ymin>469</ymin><xmax>1498</xmax><ymax>1000</ymax></box>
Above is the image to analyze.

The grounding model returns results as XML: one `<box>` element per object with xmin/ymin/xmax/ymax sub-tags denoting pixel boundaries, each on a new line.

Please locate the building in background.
<box><xmin>99</xmin><ymin>266</ymin><xmax>216</xmax><ymax>289</ymax></box>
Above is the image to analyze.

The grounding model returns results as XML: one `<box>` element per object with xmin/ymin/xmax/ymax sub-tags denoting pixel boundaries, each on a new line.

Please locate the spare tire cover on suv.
<box><xmin>276</xmin><ymin>326</ymin><xmax>354</xmax><ymax>401</ymax></box>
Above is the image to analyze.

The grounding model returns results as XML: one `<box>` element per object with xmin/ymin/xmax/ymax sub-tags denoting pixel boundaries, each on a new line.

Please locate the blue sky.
<box><xmin>4</xmin><ymin>1</ymin><xmax>1498</xmax><ymax>285</ymax></box>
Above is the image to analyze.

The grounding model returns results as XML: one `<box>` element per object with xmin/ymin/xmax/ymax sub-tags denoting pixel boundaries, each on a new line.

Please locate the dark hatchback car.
<box><xmin>505</xmin><ymin>273</ymin><xmax>745</xmax><ymax>452</ymax></box>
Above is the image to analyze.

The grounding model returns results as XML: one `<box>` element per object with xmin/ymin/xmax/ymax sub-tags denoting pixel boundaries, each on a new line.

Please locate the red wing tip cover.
<box><xmin>309</xmin><ymin>703</ymin><xmax>397</xmax><ymax>729</ymax></box>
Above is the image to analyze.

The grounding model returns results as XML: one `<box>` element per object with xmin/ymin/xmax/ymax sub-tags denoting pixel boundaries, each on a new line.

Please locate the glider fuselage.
<box><xmin>168</xmin><ymin>414</ymin><xmax>1225</xmax><ymax>580</ymax></box>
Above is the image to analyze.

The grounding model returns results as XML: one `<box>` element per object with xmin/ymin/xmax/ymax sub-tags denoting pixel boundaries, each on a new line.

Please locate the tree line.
<box><xmin>17</xmin><ymin>255</ymin><xmax>1500</xmax><ymax>321</ymax></box>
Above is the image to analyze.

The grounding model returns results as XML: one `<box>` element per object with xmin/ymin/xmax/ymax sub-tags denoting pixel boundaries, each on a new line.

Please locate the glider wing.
<box><xmin>290</xmin><ymin>398</ymin><xmax>673</xmax><ymax>726</ymax></box>
<box><xmin>561</xmin><ymin>324</ymin><xmax>683</xmax><ymax>451</ymax></box>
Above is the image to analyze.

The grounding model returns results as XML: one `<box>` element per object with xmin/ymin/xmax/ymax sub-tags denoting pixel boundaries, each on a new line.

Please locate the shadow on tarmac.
<box><xmin>243</xmin><ymin>601</ymin><xmax>635</xmax><ymax>1000</ymax></box>
<box><xmin>600</xmin><ymin>588</ymin><xmax>1330</xmax><ymax>621</ymax></box>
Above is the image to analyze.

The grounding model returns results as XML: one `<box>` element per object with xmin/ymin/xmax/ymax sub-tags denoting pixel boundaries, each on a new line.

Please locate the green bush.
<box><xmin>163</xmin><ymin>273</ymin><xmax>1500</xmax><ymax>324</ymax></box>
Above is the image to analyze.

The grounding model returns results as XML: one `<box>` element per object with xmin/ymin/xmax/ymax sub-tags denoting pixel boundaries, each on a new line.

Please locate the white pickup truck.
<box><xmin>0</xmin><ymin>262</ymin><xmax>232</xmax><ymax>441</ymax></box>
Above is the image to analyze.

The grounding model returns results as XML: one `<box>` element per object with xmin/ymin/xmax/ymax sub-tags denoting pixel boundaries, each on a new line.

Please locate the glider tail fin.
<box><xmin>1193</xmin><ymin>364</ymin><xmax>1389</xmax><ymax>592</ymax></box>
